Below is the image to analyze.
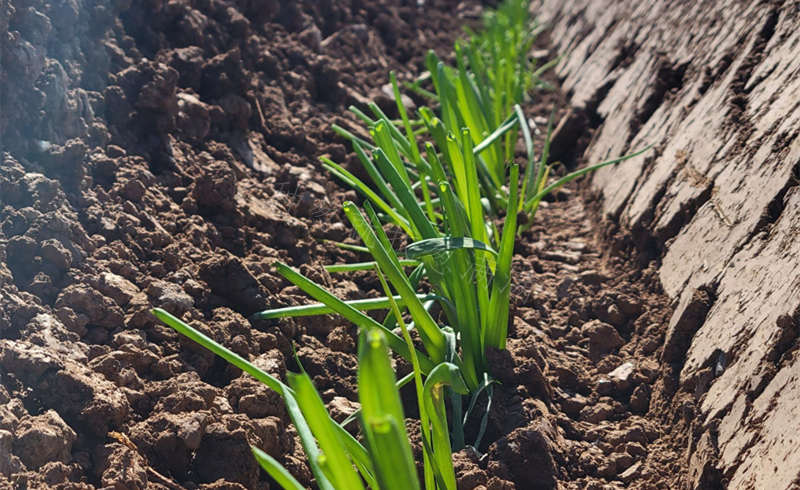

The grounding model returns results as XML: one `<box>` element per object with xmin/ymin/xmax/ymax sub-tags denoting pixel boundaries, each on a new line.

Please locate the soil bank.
<box><xmin>535</xmin><ymin>0</ymin><xmax>800</xmax><ymax>488</ymax></box>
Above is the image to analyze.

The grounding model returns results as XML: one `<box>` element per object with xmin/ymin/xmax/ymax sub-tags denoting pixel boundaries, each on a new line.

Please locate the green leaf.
<box><xmin>514</xmin><ymin>104</ymin><xmax>535</xmax><ymax>209</ymax></box>
<box><xmin>485</xmin><ymin>163</ymin><xmax>519</xmax><ymax>349</ymax></box>
<box><xmin>523</xmin><ymin>145</ymin><xmax>653</xmax><ymax>212</ymax></box>
<box><xmin>251</xmin><ymin>446</ymin><xmax>306</xmax><ymax>490</ymax></box>
<box><xmin>274</xmin><ymin>262</ymin><xmax>436</xmax><ymax>373</ymax></box>
<box><xmin>372</xmin><ymin>148</ymin><xmax>438</xmax><ymax>240</ymax></box>
<box><xmin>321</xmin><ymin>156</ymin><xmax>414</xmax><ymax>237</ymax></box>
<box><xmin>472</xmin><ymin>112</ymin><xmax>518</xmax><ymax>157</ymax></box>
<box><xmin>343</xmin><ymin>202</ymin><xmax>447</xmax><ymax>363</ymax></box>
<box><xmin>288</xmin><ymin>372</ymin><xmax>365</xmax><ymax>490</ymax></box>
<box><xmin>322</xmin><ymin>239</ymin><xmax>368</xmax><ymax>253</ymax></box>
<box><xmin>404</xmin><ymin>237</ymin><xmax>498</xmax><ymax>260</ymax></box>
<box><xmin>324</xmin><ymin>259</ymin><xmax>420</xmax><ymax>273</ymax></box>
<box><xmin>331</xmin><ymin>124</ymin><xmax>375</xmax><ymax>151</ymax></box>
<box><xmin>372</xmin><ymin>120</ymin><xmax>412</xmax><ymax>186</ymax></box>
<box><xmin>423</xmin><ymin>362</ymin><xmax>468</xmax><ymax>490</ymax></box>
<box><xmin>252</xmin><ymin>294</ymin><xmax>430</xmax><ymax>320</ymax></box>
<box><xmin>358</xmin><ymin>329</ymin><xmax>421</xmax><ymax>490</ymax></box>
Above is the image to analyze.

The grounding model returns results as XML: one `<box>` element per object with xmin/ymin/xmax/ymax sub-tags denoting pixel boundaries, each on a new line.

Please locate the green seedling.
<box><xmin>421</xmin><ymin>0</ymin><xmax>560</xmax><ymax>213</ymax></box>
<box><xmin>152</xmin><ymin>307</ymin><xmax>463</xmax><ymax>490</ymax></box>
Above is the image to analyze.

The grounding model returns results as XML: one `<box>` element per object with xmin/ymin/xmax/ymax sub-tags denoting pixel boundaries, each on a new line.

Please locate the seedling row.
<box><xmin>153</xmin><ymin>0</ymin><xmax>648</xmax><ymax>488</ymax></box>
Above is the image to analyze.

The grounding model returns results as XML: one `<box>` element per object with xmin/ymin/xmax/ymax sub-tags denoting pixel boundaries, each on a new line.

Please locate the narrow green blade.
<box><xmin>288</xmin><ymin>372</ymin><xmax>365</xmax><ymax>490</ymax></box>
<box><xmin>472</xmin><ymin>112</ymin><xmax>518</xmax><ymax>157</ymax></box>
<box><xmin>515</xmin><ymin>104</ymin><xmax>535</xmax><ymax>208</ymax></box>
<box><xmin>423</xmin><ymin>362</ymin><xmax>468</xmax><ymax>490</ymax></box>
<box><xmin>251</xmin><ymin>446</ymin><xmax>306</xmax><ymax>490</ymax></box>
<box><xmin>252</xmin><ymin>294</ymin><xmax>429</xmax><ymax>320</ymax></box>
<box><xmin>325</xmin><ymin>259</ymin><xmax>420</xmax><ymax>273</ymax></box>
<box><xmin>485</xmin><ymin>163</ymin><xmax>520</xmax><ymax>349</ymax></box>
<box><xmin>343</xmin><ymin>202</ymin><xmax>447</xmax><ymax>363</ymax></box>
<box><xmin>404</xmin><ymin>237</ymin><xmax>497</xmax><ymax>260</ymax></box>
<box><xmin>321</xmin><ymin>156</ymin><xmax>414</xmax><ymax>237</ymax></box>
<box><xmin>358</xmin><ymin>329</ymin><xmax>421</xmax><ymax>490</ymax></box>
<box><xmin>274</xmin><ymin>262</ymin><xmax>436</xmax><ymax>373</ymax></box>
<box><xmin>373</xmin><ymin>148</ymin><xmax>438</xmax><ymax>240</ymax></box>
<box><xmin>524</xmin><ymin>145</ymin><xmax>653</xmax><ymax>212</ymax></box>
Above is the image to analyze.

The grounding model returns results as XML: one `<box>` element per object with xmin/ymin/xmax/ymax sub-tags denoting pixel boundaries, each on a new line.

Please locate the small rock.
<box><xmin>578</xmin><ymin>269</ymin><xmax>608</xmax><ymax>285</ymax></box>
<box><xmin>146</xmin><ymin>280</ymin><xmax>194</xmax><ymax>315</ymax></box>
<box><xmin>298</xmin><ymin>24</ymin><xmax>322</xmax><ymax>51</ymax></box>
<box><xmin>552</xmin><ymin>365</ymin><xmax>582</xmax><ymax>391</ymax></box>
<box><xmin>380</xmin><ymin>82</ymin><xmax>415</xmax><ymax>111</ymax></box>
<box><xmin>617</xmin><ymin>295</ymin><xmax>643</xmax><ymax>318</ymax></box>
<box><xmin>556</xmin><ymin>276</ymin><xmax>574</xmax><ymax>299</ymax></box>
<box><xmin>192</xmin><ymin>161</ymin><xmax>236</xmax><ymax>211</ymax></box>
<box><xmin>560</xmin><ymin>392</ymin><xmax>588</xmax><ymax>417</ymax></box>
<box><xmin>176</xmin><ymin>92</ymin><xmax>211</xmax><ymax>142</ymax></box>
<box><xmin>581</xmin><ymin>320</ymin><xmax>624</xmax><ymax>360</ymax></box>
<box><xmin>326</xmin><ymin>326</ymin><xmax>355</xmax><ymax>353</ymax></box>
<box><xmin>578</xmin><ymin>447</ymin><xmax>603</xmax><ymax>475</ymax></box>
<box><xmin>328</xmin><ymin>396</ymin><xmax>359</xmax><ymax>423</ymax></box>
<box><xmin>55</xmin><ymin>306</ymin><xmax>88</xmax><ymax>336</ymax></box>
<box><xmin>597</xmin><ymin>459</ymin><xmax>617</xmax><ymax>478</ymax></box>
<box><xmin>121</xmin><ymin>179</ymin><xmax>146</xmax><ymax>201</ymax></box>
<box><xmin>638</xmin><ymin>358</ymin><xmax>660</xmax><ymax>383</ymax></box>
<box><xmin>98</xmin><ymin>272</ymin><xmax>140</xmax><ymax>307</ymax></box>
<box><xmin>106</xmin><ymin>145</ymin><xmax>126</xmax><ymax>157</ymax></box>
<box><xmin>111</xmin><ymin>330</ymin><xmax>147</xmax><ymax>349</ymax></box>
<box><xmin>619</xmin><ymin>461</ymin><xmax>642</xmax><ymax>483</ymax></box>
<box><xmin>641</xmin><ymin>335</ymin><xmax>661</xmax><ymax>355</ymax></box>
<box><xmin>579</xmin><ymin>402</ymin><xmax>614</xmax><ymax>423</ymax></box>
<box><xmin>611</xmin><ymin>451</ymin><xmax>634</xmax><ymax>472</ymax></box>
<box><xmin>55</xmin><ymin>285</ymin><xmax>125</xmax><ymax>329</ymax></box>
<box><xmin>0</xmin><ymin>429</ymin><xmax>24</xmax><ymax>476</ymax></box>
<box><xmin>626</xmin><ymin>442</ymin><xmax>647</xmax><ymax>458</ymax></box>
<box><xmin>606</xmin><ymin>303</ymin><xmax>626</xmax><ymax>327</ymax></box>
<box><xmin>608</xmin><ymin>362</ymin><xmax>635</xmax><ymax>391</ymax></box>
<box><xmin>531</xmin><ymin>49</ymin><xmax>550</xmax><ymax>59</ymax></box>
<box><xmin>541</xmin><ymin>249</ymin><xmax>581</xmax><ymax>264</ymax></box>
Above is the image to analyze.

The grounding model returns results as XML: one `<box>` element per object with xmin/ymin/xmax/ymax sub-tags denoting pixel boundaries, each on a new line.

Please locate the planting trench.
<box><xmin>0</xmin><ymin>0</ymin><xmax>795</xmax><ymax>488</ymax></box>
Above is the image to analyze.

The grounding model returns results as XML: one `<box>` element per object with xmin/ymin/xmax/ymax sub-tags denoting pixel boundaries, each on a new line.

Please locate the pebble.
<box><xmin>608</xmin><ymin>362</ymin><xmax>636</xmax><ymax>391</ymax></box>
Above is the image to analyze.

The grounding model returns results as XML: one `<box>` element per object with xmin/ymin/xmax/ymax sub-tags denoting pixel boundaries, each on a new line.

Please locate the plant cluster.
<box><xmin>153</xmin><ymin>0</ymin><xmax>648</xmax><ymax>488</ymax></box>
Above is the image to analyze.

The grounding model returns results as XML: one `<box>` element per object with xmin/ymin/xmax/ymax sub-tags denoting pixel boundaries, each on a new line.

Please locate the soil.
<box><xmin>0</xmin><ymin>0</ymin><xmax>706</xmax><ymax>489</ymax></box>
<box><xmin>533</xmin><ymin>1</ymin><xmax>800</xmax><ymax>488</ymax></box>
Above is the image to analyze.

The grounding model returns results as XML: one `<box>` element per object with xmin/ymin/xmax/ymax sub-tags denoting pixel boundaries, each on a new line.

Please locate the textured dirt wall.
<box><xmin>533</xmin><ymin>0</ymin><xmax>800</xmax><ymax>488</ymax></box>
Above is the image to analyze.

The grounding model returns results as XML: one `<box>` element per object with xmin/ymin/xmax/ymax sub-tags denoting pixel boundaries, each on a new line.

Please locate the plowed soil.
<box><xmin>1</xmin><ymin>1</ymin><xmax>699</xmax><ymax>488</ymax></box>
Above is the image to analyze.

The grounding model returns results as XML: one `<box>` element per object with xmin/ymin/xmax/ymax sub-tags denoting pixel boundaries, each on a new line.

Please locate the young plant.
<box><xmin>409</xmin><ymin>0</ymin><xmax>558</xmax><ymax>214</ymax></box>
<box><xmin>151</xmin><ymin>308</ymin><xmax>464</xmax><ymax>490</ymax></box>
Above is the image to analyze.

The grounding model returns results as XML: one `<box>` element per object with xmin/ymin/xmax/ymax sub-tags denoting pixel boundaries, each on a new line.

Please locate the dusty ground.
<box><xmin>0</xmin><ymin>0</ymin><xmax>714</xmax><ymax>488</ymax></box>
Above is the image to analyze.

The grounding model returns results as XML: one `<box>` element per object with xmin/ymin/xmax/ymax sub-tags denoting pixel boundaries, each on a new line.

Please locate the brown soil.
<box><xmin>0</xmin><ymin>0</ymin><xmax>698</xmax><ymax>489</ymax></box>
